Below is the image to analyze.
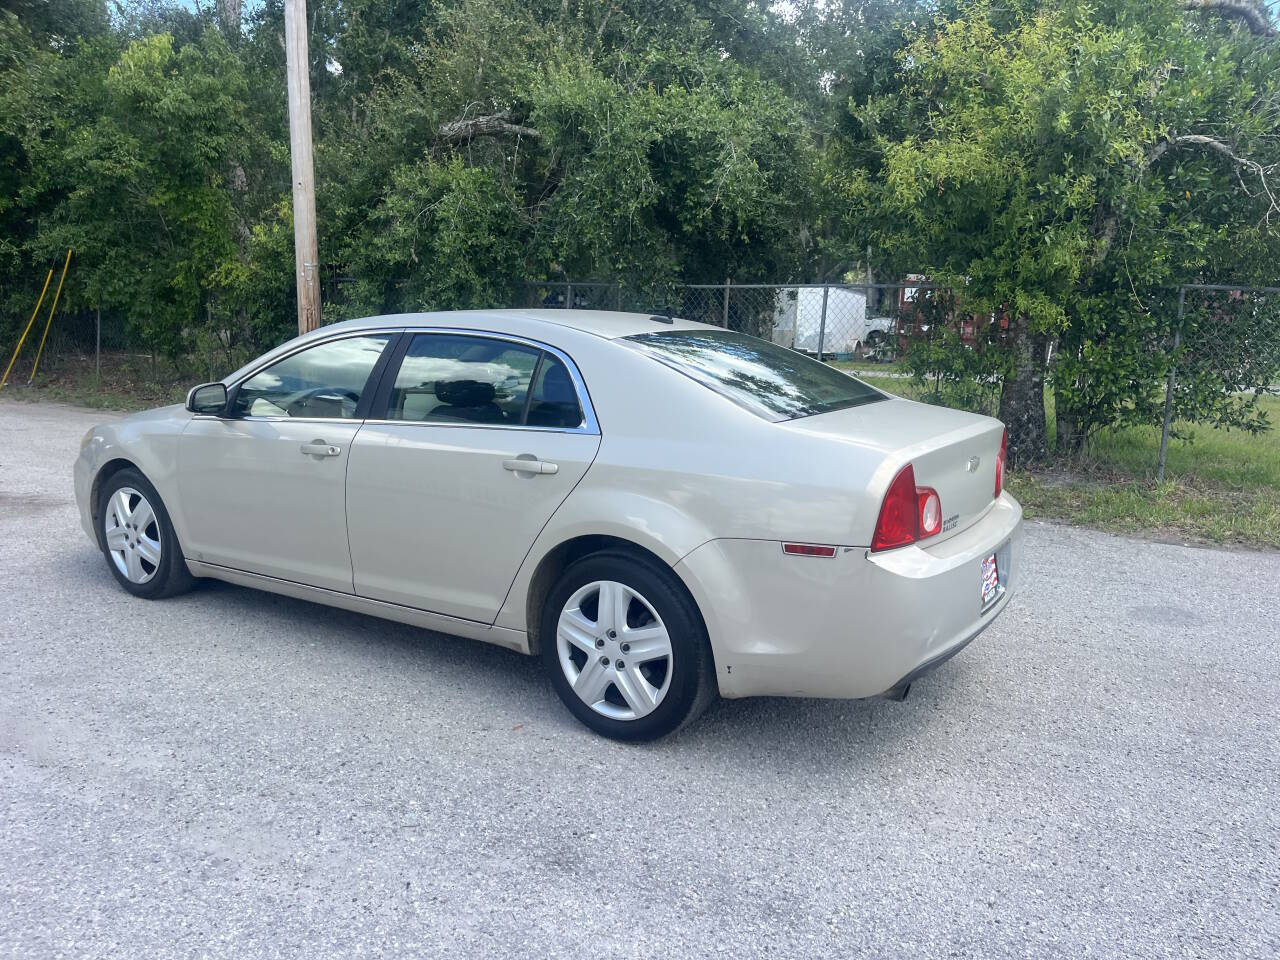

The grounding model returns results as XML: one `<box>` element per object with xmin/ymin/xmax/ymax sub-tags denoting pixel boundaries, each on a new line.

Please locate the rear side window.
<box><xmin>525</xmin><ymin>354</ymin><xmax>583</xmax><ymax>428</ymax></box>
<box><xmin>387</xmin><ymin>333</ymin><xmax>540</xmax><ymax>424</ymax></box>
<box><xmin>384</xmin><ymin>333</ymin><xmax>584</xmax><ymax>428</ymax></box>
<box><xmin>625</xmin><ymin>329</ymin><xmax>885</xmax><ymax>421</ymax></box>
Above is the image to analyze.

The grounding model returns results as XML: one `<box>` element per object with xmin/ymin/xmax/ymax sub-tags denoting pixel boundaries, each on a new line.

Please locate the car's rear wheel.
<box><xmin>97</xmin><ymin>468</ymin><xmax>194</xmax><ymax>599</ymax></box>
<box><xmin>541</xmin><ymin>551</ymin><xmax>715</xmax><ymax>741</ymax></box>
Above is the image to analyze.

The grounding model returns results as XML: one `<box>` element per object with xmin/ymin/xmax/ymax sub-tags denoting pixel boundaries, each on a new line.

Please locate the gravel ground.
<box><xmin>1</xmin><ymin>398</ymin><xmax>1277</xmax><ymax>959</ymax></box>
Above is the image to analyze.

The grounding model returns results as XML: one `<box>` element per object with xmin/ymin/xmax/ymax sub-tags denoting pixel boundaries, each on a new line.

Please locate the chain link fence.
<box><xmin>688</xmin><ymin>282</ymin><xmax>933</xmax><ymax>360</ymax></box>
<box><xmin>522</xmin><ymin>281</ymin><xmax>1004</xmax><ymax>416</ymax></box>
<box><xmin>0</xmin><ymin>304</ymin><xmax>239</xmax><ymax>401</ymax></box>
<box><xmin>0</xmin><ymin>278</ymin><xmax>1019</xmax><ymax>429</ymax></box>
<box><xmin>517</xmin><ymin>281</ymin><xmax>631</xmax><ymax>312</ymax></box>
<box><xmin>523</xmin><ymin>279</ymin><xmax>956</xmax><ymax>361</ymax></box>
<box><xmin>7</xmin><ymin>278</ymin><xmax>1276</xmax><ymax>484</ymax></box>
<box><xmin>1158</xmin><ymin>283</ymin><xmax>1280</xmax><ymax>481</ymax></box>
<box><xmin>0</xmin><ymin>307</ymin><xmax>127</xmax><ymax>387</ymax></box>
<box><xmin>520</xmin><ymin>280</ymin><xmax>1279</xmax><ymax>476</ymax></box>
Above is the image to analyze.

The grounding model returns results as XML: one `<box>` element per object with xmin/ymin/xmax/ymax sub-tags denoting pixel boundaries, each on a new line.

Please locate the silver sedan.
<box><xmin>74</xmin><ymin>310</ymin><xmax>1022</xmax><ymax>740</ymax></box>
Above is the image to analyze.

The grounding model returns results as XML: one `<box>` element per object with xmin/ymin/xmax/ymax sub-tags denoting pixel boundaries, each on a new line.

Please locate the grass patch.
<box><xmin>831</xmin><ymin>359</ymin><xmax>906</xmax><ymax>375</ymax></box>
<box><xmin>848</xmin><ymin>370</ymin><xmax>926</xmax><ymax>400</ymax></box>
<box><xmin>1007</xmin><ymin>471</ymin><xmax>1279</xmax><ymax>547</ymax></box>
<box><xmin>1009</xmin><ymin>398</ymin><xmax>1280</xmax><ymax>548</ymax></box>
<box><xmin>4</xmin><ymin>351</ymin><xmax>190</xmax><ymax>411</ymax></box>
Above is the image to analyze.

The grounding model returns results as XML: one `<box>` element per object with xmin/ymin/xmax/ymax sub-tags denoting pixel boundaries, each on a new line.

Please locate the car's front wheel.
<box><xmin>97</xmin><ymin>467</ymin><xmax>194</xmax><ymax>599</ymax></box>
<box><xmin>541</xmin><ymin>551</ymin><xmax>716</xmax><ymax>741</ymax></box>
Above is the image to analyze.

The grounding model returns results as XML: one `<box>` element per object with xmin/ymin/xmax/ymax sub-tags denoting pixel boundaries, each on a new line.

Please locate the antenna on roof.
<box><xmin>650</xmin><ymin>309</ymin><xmax>675</xmax><ymax>324</ymax></box>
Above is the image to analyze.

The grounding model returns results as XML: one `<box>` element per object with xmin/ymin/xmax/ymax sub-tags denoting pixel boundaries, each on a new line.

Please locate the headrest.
<box><xmin>435</xmin><ymin>378</ymin><xmax>496</xmax><ymax>406</ymax></box>
<box><xmin>540</xmin><ymin>363</ymin><xmax>576</xmax><ymax>404</ymax></box>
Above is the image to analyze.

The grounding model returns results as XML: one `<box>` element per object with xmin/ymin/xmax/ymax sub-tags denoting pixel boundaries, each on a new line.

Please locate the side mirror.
<box><xmin>186</xmin><ymin>382</ymin><xmax>228</xmax><ymax>416</ymax></box>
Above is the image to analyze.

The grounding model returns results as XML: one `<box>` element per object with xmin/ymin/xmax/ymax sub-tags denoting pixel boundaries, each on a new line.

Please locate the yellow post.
<box><xmin>27</xmin><ymin>249</ymin><xmax>73</xmax><ymax>384</ymax></box>
<box><xmin>0</xmin><ymin>268</ymin><xmax>54</xmax><ymax>390</ymax></box>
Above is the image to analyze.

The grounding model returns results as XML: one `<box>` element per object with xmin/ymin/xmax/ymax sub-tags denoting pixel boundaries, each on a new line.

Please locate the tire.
<box><xmin>541</xmin><ymin>550</ymin><xmax>716</xmax><ymax>741</ymax></box>
<box><xmin>96</xmin><ymin>467</ymin><xmax>195</xmax><ymax>600</ymax></box>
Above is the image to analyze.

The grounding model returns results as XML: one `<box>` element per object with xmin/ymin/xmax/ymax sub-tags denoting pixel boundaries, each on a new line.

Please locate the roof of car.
<box><xmin>329</xmin><ymin>309</ymin><xmax>713</xmax><ymax>340</ymax></box>
<box><xmin>221</xmin><ymin>309</ymin><xmax>721</xmax><ymax>386</ymax></box>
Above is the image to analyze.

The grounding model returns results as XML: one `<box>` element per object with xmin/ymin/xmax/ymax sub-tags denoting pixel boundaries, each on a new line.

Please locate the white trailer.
<box><xmin>771</xmin><ymin>286</ymin><xmax>870</xmax><ymax>355</ymax></box>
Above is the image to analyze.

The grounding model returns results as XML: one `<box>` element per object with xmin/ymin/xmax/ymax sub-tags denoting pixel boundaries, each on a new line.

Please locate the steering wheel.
<box><xmin>286</xmin><ymin>387</ymin><xmax>361</xmax><ymax>417</ymax></box>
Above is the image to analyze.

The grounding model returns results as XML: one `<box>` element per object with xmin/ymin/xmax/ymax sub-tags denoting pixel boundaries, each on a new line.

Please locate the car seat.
<box><xmin>431</xmin><ymin>379</ymin><xmax>505</xmax><ymax>423</ymax></box>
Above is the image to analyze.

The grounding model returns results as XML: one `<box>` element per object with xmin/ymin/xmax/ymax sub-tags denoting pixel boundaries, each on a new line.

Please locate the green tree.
<box><xmin>312</xmin><ymin>0</ymin><xmax>828</xmax><ymax>311</ymax></box>
<box><xmin>31</xmin><ymin>29</ymin><xmax>253</xmax><ymax>357</ymax></box>
<box><xmin>0</xmin><ymin>1</ymin><xmax>112</xmax><ymax>329</ymax></box>
<box><xmin>862</xmin><ymin>0</ymin><xmax>1280</xmax><ymax>463</ymax></box>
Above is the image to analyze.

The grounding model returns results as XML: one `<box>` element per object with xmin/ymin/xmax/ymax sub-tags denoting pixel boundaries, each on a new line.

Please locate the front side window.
<box><xmin>232</xmin><ymin>335</ymin><xmax>391</xmax><ymax>419</ymax></box>
<box><xmin>625</xmin><ymin>329</ymin><xmax>885</xmax><ymax>421</ymax></box>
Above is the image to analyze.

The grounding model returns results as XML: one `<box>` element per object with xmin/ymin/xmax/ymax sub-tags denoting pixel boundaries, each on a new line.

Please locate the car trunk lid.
<box><xmin>785</xmin><ymin>397</ymin><xmax>1005</xmax><ymax>545</ymax></box>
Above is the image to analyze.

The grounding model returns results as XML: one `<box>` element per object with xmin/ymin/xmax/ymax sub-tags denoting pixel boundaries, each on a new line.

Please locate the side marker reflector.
<box><xmin>782</xmin><ymin>543</ymin><xmax>837</xmax><ymax>558</ymax></box>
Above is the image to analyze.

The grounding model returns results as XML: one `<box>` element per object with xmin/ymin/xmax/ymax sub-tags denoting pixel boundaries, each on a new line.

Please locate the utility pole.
<box><xmin>284</xmin><ymin>0</ymin><xmax>320</xmax><ymax>334</ymax></box>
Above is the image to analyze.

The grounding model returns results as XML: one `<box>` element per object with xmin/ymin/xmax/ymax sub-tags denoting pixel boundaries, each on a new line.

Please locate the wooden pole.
<box><xmin>284</xmin><ymin>0</ymin><xmax>320</xmax><ymax>334</ymax></box>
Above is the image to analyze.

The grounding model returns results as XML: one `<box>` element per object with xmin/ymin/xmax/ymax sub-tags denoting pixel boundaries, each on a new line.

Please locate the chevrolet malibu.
<box><xmin>74</xmin><ymin>310</ymin><xmax>1022</xmax><ymax>740</ymax></box>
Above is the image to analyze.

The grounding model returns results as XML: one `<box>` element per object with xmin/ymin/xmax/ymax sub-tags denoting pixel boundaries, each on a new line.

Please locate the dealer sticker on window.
<box><xmin>980</xmin><ymin>552</ymin><xmax>1001</xmax><ymax>608</ymax></box>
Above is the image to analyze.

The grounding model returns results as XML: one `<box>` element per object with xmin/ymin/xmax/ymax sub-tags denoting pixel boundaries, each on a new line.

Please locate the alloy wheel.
<box><xmin>556</xmin><ymin>580</ymin><xmax>674</xmax><ymax>721</ymax></box>
<box><xmin>104</xmin><ymin>486</ymin><xmax>162</xmax><ymax>584</ymax></box>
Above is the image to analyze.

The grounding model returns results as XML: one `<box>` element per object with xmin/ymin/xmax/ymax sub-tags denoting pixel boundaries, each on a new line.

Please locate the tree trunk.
<box><xmin>997</xmin><ymin>315</ymin><xmax>1048</xmax><ymax>467</ymax></box>
<box><xmin>437</xmin><ymin>113</ymin><xmax>540</xmax><ymax>143</ymax></box>
<box><xmin>218</xmin><ymin>0</ymin><xmax>242</xmax><ymax>34</ymax></box>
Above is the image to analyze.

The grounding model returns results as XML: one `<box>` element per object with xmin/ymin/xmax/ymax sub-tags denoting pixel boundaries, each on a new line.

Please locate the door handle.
<box><xmin>300</xmin><ymin>441</ymin><xmax>342</xmax><ymax>457</ymax></box>
<box><xmin>502</xmin><ymin>457</ymin><xmax>559</xmax><ymax>476</ymax></box>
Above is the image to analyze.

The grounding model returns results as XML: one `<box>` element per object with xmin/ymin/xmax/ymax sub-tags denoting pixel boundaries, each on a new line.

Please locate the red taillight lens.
<box><xmin>872</xmin><ymin>464</ymin><xmax>919</xmax><ymax>551</ymax></box>
<box><xmin>872</xmin><ymin>463</ymin><xmax>943</xmax><ymax>551</ymax></box>
<box><xmin>994</xmin><ymin>428</ymin><xmax>1007</xmax><ymax>499</ymax></box>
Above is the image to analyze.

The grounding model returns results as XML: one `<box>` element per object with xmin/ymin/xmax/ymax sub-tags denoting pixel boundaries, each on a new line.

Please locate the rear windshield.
<box><xmin>625</xmin><ymin>329</ymin><xmax>886</xmax><ymax>422</ymax></box>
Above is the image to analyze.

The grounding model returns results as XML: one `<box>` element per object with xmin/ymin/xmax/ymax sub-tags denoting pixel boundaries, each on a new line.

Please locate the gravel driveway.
<box><xmin>1</xmin><ymin>398</ymin><xmax>1277</xmax><ymax>959</ymax></box>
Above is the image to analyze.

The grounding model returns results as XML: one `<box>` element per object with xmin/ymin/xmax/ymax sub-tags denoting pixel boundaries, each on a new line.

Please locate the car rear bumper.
<box><xmin>674</xmin><ymin>493</ymin><xmax>1023</xmax><ymax>699</ymax></box>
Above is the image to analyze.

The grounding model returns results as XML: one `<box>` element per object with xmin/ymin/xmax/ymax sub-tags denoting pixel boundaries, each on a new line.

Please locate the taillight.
<box><xmin>871</xmin><ymin>464</ymin><xmax>942</xmax><ymax>551</ymax></box>
<box><xmin>994</xmin><ymin>428</ymin><xmax>1007</xmax><ymax>499</ymax></box>
<box><xmin>918</xmin><ymin>488</ymin><xmax>941</xmax><ymax>537</ymax></box>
